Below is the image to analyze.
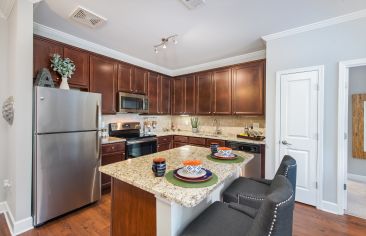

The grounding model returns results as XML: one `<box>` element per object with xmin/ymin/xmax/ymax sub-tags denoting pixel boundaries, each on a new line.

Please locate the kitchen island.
<box><xmin>99</xmin><ymin>145</ymin><xmax>253</xmax><ymax>236</ymax></box>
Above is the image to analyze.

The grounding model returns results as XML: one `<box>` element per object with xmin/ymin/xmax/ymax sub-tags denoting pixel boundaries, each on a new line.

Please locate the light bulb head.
<box><xmin>162</xmin><ymin>43</ymin><xmax>167</xmax><ymax>49</ymax></box>
<box><xmin>173</xmin><ymin>38</ymin><xmax>178</xmax><ymax>45</ymax></box>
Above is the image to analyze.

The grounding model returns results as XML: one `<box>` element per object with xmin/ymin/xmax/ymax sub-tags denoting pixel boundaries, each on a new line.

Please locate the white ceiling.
<box><xmin>34</xmin><ymin>0</ymin><xmax>366</xmax><ymax>70</ymax></box>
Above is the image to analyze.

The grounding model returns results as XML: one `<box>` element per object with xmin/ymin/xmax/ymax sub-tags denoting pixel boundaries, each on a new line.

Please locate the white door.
<box><xmin>279</xmin><ymin>70</ymin><xmax>319</xmax><ymax>206</ymax></box>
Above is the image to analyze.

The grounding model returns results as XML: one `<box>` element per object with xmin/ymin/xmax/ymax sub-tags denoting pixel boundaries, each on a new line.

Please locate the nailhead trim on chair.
<box><xmin>284</xmin><ymin>164</ymin><xmax>297</xmax><ymax>177</ymax></box>
<box><xmin>237</xmin><ymin>194</ymin><xmax>265</xmax><ymax>204</ymax></box>
<box><xmin>267</xmin><ymin>193</ymin><xmax>294</xmax><ymax>236</ymax></box>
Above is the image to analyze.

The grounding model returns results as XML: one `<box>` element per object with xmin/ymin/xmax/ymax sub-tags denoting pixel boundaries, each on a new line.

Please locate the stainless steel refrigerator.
<box><xmin>33</xmin><ymin>86</ymin><xmax>102</xmax><ymax>226</ymax></box>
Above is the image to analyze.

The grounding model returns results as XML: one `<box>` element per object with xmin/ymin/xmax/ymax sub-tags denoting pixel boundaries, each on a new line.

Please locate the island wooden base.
<box><xmin>111</xmin><ymin>178</ymin><xmax>156</xmax><ymax>236</ymax></box>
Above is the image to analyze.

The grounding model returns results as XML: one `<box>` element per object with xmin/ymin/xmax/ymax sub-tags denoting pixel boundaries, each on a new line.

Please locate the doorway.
<box><xmin>275</xmin><ymin>66</ymin><xmax>324</xmax><ymax>207</ymax></box>
<box><xmin>341</xmin><ymin>64</ymin><xmax>366</xmax><ymax>219</ymax></box>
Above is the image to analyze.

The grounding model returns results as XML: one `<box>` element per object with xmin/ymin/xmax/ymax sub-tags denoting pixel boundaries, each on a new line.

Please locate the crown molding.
<box><xmin>262</xmin><ymin>8</ymin><xmax>366</xmax><ymax>42</ymax></box>
<box><xmin>33</xmin><ymin>22</ymin><xmax>173</xmax><ymax>76</ymax></box>
<box><xmin>33</xmin><ymin>22</ymin><xmax>266</xmax><ymax>77</ymax></box>
<box><xmin>0</xmin><ymin>0</ymin><xmax>15</xmax><ymax>19</ymax></box>
<box><xmin>171</xmin><ymin>50</ymin><xmax>266</xmax><ymax>76</ymax></box>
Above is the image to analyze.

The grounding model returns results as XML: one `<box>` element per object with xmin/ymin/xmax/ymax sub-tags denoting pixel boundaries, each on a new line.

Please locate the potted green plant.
<box><xmin>190</xmin><ymin>117</ymin><xmax>199</xmax><ymax>133</ymax></box>
<box><xmin>50</xmin><ymin>54</ymin><xmax>76</xmax><ymax>90</ymax></box>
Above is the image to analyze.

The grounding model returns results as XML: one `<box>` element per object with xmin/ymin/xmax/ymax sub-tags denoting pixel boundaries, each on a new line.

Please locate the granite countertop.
<box><xmin>99</xmin><ymin>145</ymin><xmax>253</xmax><ymax>208</ymax></box>
<box><xmin>153</xmin><ymin>131</ymin><xmax>265</xmax><ymax>145</ymax></box>
<box><xmin>101</xmin><ymin>137</ymin><xmax>126</xmax><ymax>145</ymax></box>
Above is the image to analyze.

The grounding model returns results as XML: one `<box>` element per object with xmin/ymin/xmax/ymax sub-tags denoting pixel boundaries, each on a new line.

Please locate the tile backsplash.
<box><xmin>103</xmin><ymin>114</ymin><xmax>265</xmax><ymax>136</ymax></box>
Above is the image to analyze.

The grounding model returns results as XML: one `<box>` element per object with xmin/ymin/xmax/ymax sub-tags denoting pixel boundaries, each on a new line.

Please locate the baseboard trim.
<box><xmin>348</xmin><ymin>173</ymin><xmax>366</xmax><ymax>183</ymax></box>
<box><xmin>2</xmin><ymin>202</ymin><xmax>33</xmax><ymax>235</ymax></box>
<box><xmin>0</xmin><ymin>201</ymin><xmax>6</xmax><ymax>214</ymax></box>
<box><xmin>320</xmin><ymin>200</ymin><xmax>342</xmax><ymax>215</ymax></box>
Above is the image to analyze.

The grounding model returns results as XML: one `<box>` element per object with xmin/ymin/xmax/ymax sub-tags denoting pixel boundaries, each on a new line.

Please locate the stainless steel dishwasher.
<box><xmin>226</xmin><ymin>141</ymin><xmax>263</xmax><ymax>178</ymax></box>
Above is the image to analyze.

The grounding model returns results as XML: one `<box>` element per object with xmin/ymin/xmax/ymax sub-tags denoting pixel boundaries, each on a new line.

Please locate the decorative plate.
<box><xmin>173</xmin><ymin>168</ymin><xmax>213</xmax><ymax>183</ymax></box>
<box><xmin>177</xmin><ymin>168</ymin><xmax>207</xmax><ymax>179</ymax></box>
<box><xmin>213</xmin><ymin>153</ymin><xmax>238</xmax><ymax>160</ymax></box>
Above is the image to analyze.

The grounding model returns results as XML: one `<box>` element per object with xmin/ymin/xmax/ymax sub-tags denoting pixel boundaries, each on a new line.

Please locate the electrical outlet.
<box><xmin>253</xmin><ymin>123</ymin><xmax>260</xmax><ymax>130</ymax></box>
<box><xmin>3</xmin><ymin>179</ymin><xmax>11</xmax><ymax>188</ymax></box>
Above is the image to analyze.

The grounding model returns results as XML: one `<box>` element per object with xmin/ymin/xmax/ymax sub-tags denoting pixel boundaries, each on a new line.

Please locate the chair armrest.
<box><xmin>248</xmin><ymin>177</ymin><xmax>272</xmax><ymax>185</ymax></box>
<box><xmin>237</xmin><ymin>193</ymin><xmax>266</xmax><ymax>209</ymax></box>
<box><xmin>228</xmin><ymin>202</ymin><xmax>258</xmax><ymax>218</ymax></box>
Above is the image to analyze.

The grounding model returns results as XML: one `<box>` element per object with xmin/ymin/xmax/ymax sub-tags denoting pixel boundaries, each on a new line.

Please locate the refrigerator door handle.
<box><xmin>96</xmin><ymin>103</ymin><xmax>100</xmax><ymax>129</ymax></box>
<box><xmin>96</xmin><ymin>131</ymin><xmax>100</xmax><ymax>159</ymax></box>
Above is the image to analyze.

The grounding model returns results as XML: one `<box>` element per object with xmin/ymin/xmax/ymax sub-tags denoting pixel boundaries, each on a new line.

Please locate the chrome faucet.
<box><xmin>213</xmin><ymin>118</ymin><xmax>222</xmax><ymax>135</ymax></box>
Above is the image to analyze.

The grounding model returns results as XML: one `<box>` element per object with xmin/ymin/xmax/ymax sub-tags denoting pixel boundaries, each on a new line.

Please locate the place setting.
<box><xmin>162</xmin><ymin>159</ymin><xmax>219</xmax><ymax>188</ymax></box>
<box><xmin>206</xmin><ymin>143</ymin><xmax>246</xmax><ymax>163</ymax></box>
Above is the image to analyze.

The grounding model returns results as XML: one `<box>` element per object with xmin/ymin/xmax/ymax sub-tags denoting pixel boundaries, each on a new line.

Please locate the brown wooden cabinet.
<box><xmin>134</xmin><ymin>67</ymin><xmax>147</xmax><ymax>94</ymax></box>
<box><xmin>148</xmin><ymin>74</ymin><xmax>171</xmax><ymax>115</ymax></box>
<box><xmin>63</xmin><ymin>46</ymin><xmax>90</xmax><ymax>89</ymax></box>
<box><xmin>158</xmin><ymin>75</ymin><xmax>171</xmax><ymax>114</ymax></box>
<box><xmin>172</xmin><ymin>78</ymin><xmax>185</xmax><ymax>115</ymax></box>
<box><xmin>196</xmin><ymin>72</ymin><xmax>213</xmax><ymax>115</ymax></box>
<box><xmin>90</xmin><ymin>55</ymin><xmax>118</xmax><ymax>114</ymax></box>
<box><xmin>232</xmin><ymin>60</ymin><xmax>265</xmax><ymax>115</ymax></box>
<box><xmin>185</xmin><ymin>75</ymin><xmax>196</xmax><ymax>114</ymax></box>
<box><xmin>206</xmin><ymin>138</ymin><xmax>226</xmax><ymax>147</ymax></box>
<box><xmin>117</xmin><ymin>63</ymin><xmax>134</xmax><ymax>93</ymax></box>
<box><xmin>33</xmin><ymin>36</ymin><xmax>63</xmax><ymax>84</ymax></box>
<box><xmin>101</xmin><ymin>142</ymin><xmax>125</xmax><ymax>193</ymax></box>
<box><xmin>157</xmin><ymin>135</ymin><xmax>173</xmax><ymax>152</ymax></box>
<box><xmin>212</xmin><ymin>68</ymin><xmax>232</xmax><ymax>114</ymax></box>
<box><xmin>188</xmin><ymin>137</ymin><xmax>206</xmax><ymax>147</ymax></box>
<box><xmin>148</xmin><ymin>72</ymin><xmax>159</xmax><ymax>114</ymax></box>
<box><xmin>172</xmin><ymin>75</ymin><xmax>195</xmax><ymax>115</ymax></box>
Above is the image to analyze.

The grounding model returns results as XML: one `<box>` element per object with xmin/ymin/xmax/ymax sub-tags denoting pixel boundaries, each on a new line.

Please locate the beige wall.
<box><xmin>5</xmin><ymin>0</ymin><xmax>33</xmax><ymax>225</ymax></box>
<box><xmin>0</xmin><ymin>17</ymin><xmax>8</xmax><ymax>203</ymax></box>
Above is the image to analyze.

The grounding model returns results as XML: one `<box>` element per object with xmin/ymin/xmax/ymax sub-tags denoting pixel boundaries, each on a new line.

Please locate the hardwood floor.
<box><xmin>0</xmin><ymin>195</ymin><xmax>365</xmax><ymax>235</ymax></box>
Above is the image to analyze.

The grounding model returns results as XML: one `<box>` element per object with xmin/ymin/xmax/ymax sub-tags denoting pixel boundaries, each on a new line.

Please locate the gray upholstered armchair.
<box><xmin>180</xmin><ymin>175</ymin><xmax>295</xmax><ymax>236</ymax></box>
<box><xmin>223</xmin><ymin>155</ymin><xmax>297</xmax><ymax>208</ymax></box>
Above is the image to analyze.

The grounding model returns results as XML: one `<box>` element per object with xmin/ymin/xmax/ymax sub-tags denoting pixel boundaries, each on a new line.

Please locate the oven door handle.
<box><xmin>127</xmin><ymin>138</ymin><xmax>157</xmax><ymax>145</ymax></box>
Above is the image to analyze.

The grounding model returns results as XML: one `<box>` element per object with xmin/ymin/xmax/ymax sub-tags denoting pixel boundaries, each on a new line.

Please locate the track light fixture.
<box><xmin>153</xmin><ymin>34</ymin><xmax>178</xmax><ymax>54</ymax></box>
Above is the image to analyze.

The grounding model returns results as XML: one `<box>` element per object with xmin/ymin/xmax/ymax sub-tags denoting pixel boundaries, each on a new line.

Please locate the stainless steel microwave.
<box><xmin>118</xmin><ymin>92</ymin><xmax>149</xmax><ymax>114</ymax></box>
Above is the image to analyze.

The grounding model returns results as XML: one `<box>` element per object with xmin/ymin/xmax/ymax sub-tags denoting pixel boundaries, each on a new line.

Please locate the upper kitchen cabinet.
<box><xmin>172</xmin><ymin>77</ymin><xmax>184</xmax><ymax>115</ymax></box>
<box><xmin>90</xmin><ymin>55</ymin><xmax>118</xmax><ymax>114</ymax></box>
<box><xmin>133</xmin><ymin>67</ymin><xmax>148</xmax><ymax>94</ymax></box>
<box><xmin>232</xmin><ymin>60</ymin><xmax>265</xmax><ymax>115</ymax></box>
<box><xmin>171</xmin><ymin>75</ymin><xmax>195</xmax><ymax>115</ymax></box>
<box><xmin>63</xmin><ymin>46</ymin><xmax>90</xmax><ymax>89</ymax></box>
<box><xmin>33</xmin><ymin>36</ymin><xmax>64</xmax><ymax>84</ymax></box>
<box><xmin>147</xmin><ymin>72</ymin><xmax>159</xmax><ymax>114</ymax></box>
<box><xmin>196</xmin><ymin>72</ymin><xmax>213</xmax><ymax>115</ymax></box>
<box><xmin>117</xmin><ymin>63</ymin><xmax>134</xmax><ymax>93</ymax></box>
<box><xmin>184</xmin><ymin>75</ymin><xmax>196</xmax><ymax>114</ymax></box>
<box><xmin>212</xmin><ymin>68</ymin><xmax>232</xmax><ymax>115</ymax></box>
<box><xmin>158</xmin><ymin>75</ymin><xmax>171</xmax><ymax>114</ymax></box>
<box><xmin>148</xmin><ymin>74</ymin><xmax>171</xmax><ymax>115</ymax></box>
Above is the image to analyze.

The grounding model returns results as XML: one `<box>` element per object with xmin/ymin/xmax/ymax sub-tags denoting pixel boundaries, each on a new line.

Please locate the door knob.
<box><xmin>282</xmin><ymin>140</ymin><xmax>292</xmax><ymax>146</ymax></box>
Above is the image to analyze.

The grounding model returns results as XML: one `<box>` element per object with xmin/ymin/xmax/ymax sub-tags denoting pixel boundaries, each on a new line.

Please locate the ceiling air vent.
<box><xmin>70</xmin><ymin>6</ymin><xmax>107</xmax><ymax>28</ymax></box>
<box><xmin>180</xmin><ymin>0</ymin><xmax>206</xmax><ymax>10</ymax></box>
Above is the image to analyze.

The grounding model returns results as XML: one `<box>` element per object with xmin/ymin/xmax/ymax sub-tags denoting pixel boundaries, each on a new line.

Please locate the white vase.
<box><xmin>60</xmin><ymin>77</ymin><xmax>70</xmax><ymax>90</ymax></box>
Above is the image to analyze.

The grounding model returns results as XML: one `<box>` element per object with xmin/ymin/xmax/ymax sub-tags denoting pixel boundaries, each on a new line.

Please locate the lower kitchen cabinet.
<box><xmin>188</xmin><ymin>137</ymin><xmax>206</xmax><ymax>147</ymax></box>
<box><xmin>206</xmin><ymin>138</ymin><xmax>226</xmax><ymax>147</ymax></box>
<box><xmin>157</xmin><ymin>135</ymin><xmax>173</xmax><ymax>152</ymax></box>
<box><xmin>173</xmin><ymin>142</ymin><xmax>188</xmax><ymax>148</ymax></box>
<box><xmin>101</xmin><ymin>142</ymin><xmax>125</xmax><ymax>193</ymax></box>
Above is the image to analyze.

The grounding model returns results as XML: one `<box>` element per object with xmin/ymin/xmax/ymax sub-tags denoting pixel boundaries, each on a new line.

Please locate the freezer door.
<box><xmin>35</xmin><ymin>86</ymin><xmax>102</xmax><ymax>133</ymax></box>
<box><xmin>33</xmin><ymin>131</ymin><xmax>101</xmax><ymax>226</ymax></box>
